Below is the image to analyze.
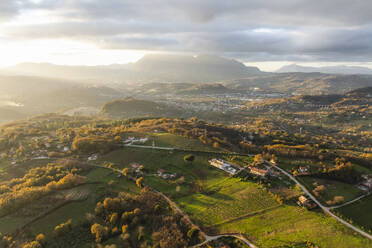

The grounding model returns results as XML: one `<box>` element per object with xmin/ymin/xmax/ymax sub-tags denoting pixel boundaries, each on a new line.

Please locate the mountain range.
<box><xmin>277</xmin><ymin>64</ymin><xmax>372</xmax><ymax>75</ymax></box>
<box><xmin>4</xmin><ymin>54</ymin><xmax>262</xmax><ymax>83</ymax></box>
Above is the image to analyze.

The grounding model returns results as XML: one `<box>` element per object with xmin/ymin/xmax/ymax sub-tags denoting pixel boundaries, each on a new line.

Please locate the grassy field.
<box><xmin>0</xmin><ymin>215</ymin><xmax>33</xmax><ymax>233</ymax></box>
<box><xmin>177</xmin><ymin>177</ymin><xmax>280</xmax><ymax>226</ymax></box>
<box><xmin>217</xmin><ymin>205</ymin><xmax>372</xmax><ymax>248</ymax></box>
<box><xmin>148</xmin><ymin>132</ymin><xmax>219</xmax><ymax>151</ymax></box>
<box><xmin>336</xmin><ymin>194</ymin><xmax>372</xmax><ymax>232</ymax></box>
<box><xmin>299</xmin><ymin>177</ymin><xmax>365</xmax><ymax>205</ymax></box>
<box><xmin>99</xmin><ymin>146</ymin><xmax>281</xmax><ymax>227</ymax></box>
<box><xmin>98</xmin><ymin>147</ymin><xmax>227</xmax><ymax>198</ymax></box>
<box><xmin>121</xmin><ymin>132</ymin><xmax>218</xmax><ymax>151</ymax></box>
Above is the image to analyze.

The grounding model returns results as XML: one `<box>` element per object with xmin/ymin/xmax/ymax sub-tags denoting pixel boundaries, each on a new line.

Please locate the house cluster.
<box><xmin>124</xmin><ymin>137</ymin><xmax>149</xmax><ymax>145</ymax></box>
<box><xmin>359</xmin><ymin>174</ymin><xmax>372</xmax><ymax>191</ymax></box>
<box><xmin>208</xmin><ymin>158</ymin><xmax>239</xmax><ymax>175</ymax></box>
<box><xmin>249</xmin><ymin>161</ymin><xmax>281</xmax><ymax>178</ymax></box>
<box><xmin>29</xmin><ymin>149</ymin><xmax>49</xmax><ymax>160</ymax></box>
<box><xmin>131</xmin><ymin>163</ymin><xmax>143</xmax><ymax>174</ymax></box>
<box><xmin>88</xmin><ymin>154</ymin><xmax>99</xmax><ymax>161</ymax></box>
<box><xmin>249</xmin><ymin>167</ymin><xmax>270</xmax><ymax>177</ymax></box>
<box><xmin>297</xmin><ymin>165</ymin><xmax>310</xmax><ymax>175</ymax></box>
<box><xmin>297</xmin><ymin>195</ymin><xmax>317</xmax><ymax>209</ymax></box>
<box><xmin>57</xmin><ymin>144</ymin><xmax>70</xmax><ymax>152</ymax></box>
<box><xmin>157</xmin><ymin>169</ymin><xmax>176</xmax><ymax>179</ymax></box>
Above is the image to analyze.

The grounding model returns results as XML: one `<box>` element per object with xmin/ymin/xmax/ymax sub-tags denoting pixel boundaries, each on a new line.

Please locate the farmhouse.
<box><xmin>298</xmin><ymin>166</ymin><xmax>310</xmax><ymax>175</ymax></box>
<box><xmin>129</xmin><ymin>163</ymin><xmax>142</xmax><ymax>173</ymax></box>
<box><xmin>361</xmin><ymin>179</ymin><xmax>372</xmax><ymax>191</ymax></box>
<box><xmin>208</xmin><ymin>158</ymin><xmax>238</xmax><ymax>175</ymax></box>
<box><xmin>298</xmin><ymin>196</ymin><xmax>309</xmax><ymax>205</ymax></box>
<box><xmin>124</xmin><ymin>137</ymin><xmax>149</xmax><ymax>145</ymax></box>
<box><xmin>157</xmin><ymin>169</ymin><xmax>175</xmax><ymax>179</ymax></box>
<box><xmin>124</xmin><ymin>137</ymin><xmax>136</xmax><ymax>143</ymax></box>
<box><xmin>250</xmin><ymin>167</ymin><xmax>269</xmax><ymax>177</ymax></box>
<box><xmin>297</xmin><ymin>195</ymin><xmax>317</xmax><ymax>209</ymax></box>
<box><xmin>88</xmin><ymin>154</ymin><xmax>98</xmax><ymax>161</ymax></box>
<box><xmin>359</xmin><ymin>175</ymin><xmax>372</xmax><ymax>191</ymax></box>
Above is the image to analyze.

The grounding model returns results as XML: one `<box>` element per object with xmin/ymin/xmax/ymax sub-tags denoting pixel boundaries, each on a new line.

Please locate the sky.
<box><xmin>1</xmin><ymin>0</ymin><xmax>372</xmax><ymax>71</ymax></box>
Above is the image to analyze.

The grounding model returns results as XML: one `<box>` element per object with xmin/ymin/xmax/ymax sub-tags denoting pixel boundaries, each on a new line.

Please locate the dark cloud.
<box><xmin>2</xmin><ymin>0</ymin><xmax>372</xmax><ymax>62</ymax></box>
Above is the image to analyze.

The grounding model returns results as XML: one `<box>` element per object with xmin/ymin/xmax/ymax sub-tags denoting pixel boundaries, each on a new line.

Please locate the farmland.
<box><xmin>336</xmin><ymin>195</ymin><xmax>372</xmax><ymax>231</ymax></box>
<box><xmin>177</xmin><ymin>178</ymin><xmax>280</xmax><ymax>226</ymax></box>
<box><xmin>217</xmin><ymin>205</ymin><xmax>372</xmax><ymax>248</ymax></box>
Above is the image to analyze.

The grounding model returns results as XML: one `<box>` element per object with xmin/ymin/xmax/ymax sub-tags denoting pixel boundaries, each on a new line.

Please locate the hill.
<box><xmin>226</xmin><ymin>73</ymin><xmax>372</xmax><ymax>95</ymax></box>
<box><xmin>4</xmin><ymin>56</ymin><xmax>372</xmax><ymax>95</ymax></box>
<box><xmin>277</xmin><ymin>64</ymin><xmax>372</xmax><ymax>75</ymax></box>
<box><xmin>100</xmin><ymin>97</ymin><xmax>183</xmax><ymax>118</ymax></box>
<box><xmin>175</xmin><ymin>83</ymin><xmax>236</xmax><ymax>95</ymax></box>
<box><xmin>0</xmin><ymin>75</ymin><xmax>124</xmax><ymax>118</ymax></box>
<box><xmin>131</xmin><ymin>54</ymin><xmax>262</xmax><ymax>82</ymax></box>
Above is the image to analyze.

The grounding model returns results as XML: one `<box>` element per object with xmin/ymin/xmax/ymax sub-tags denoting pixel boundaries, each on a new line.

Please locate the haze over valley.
<box><xmin>0</xmin><ymin>1</ymin><xmax>372</xmax><ymax>248</ymax></box>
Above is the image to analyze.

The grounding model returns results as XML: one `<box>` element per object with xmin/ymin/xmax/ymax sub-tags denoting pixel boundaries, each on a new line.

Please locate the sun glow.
<box><xmin>0</xmin><ymin>39</ymin><xmax>147</xmax><ymax>67</ymax></box>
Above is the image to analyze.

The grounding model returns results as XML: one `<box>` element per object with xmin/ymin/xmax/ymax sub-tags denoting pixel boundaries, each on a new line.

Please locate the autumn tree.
<box><xmin>184</xmin><ymin>154</ymin><xmax>195</xmax><ymax>163</ymax></box>
<box><xmin>136</xmin><ymin>177</ymin><xmax>144</xmax><ymax>188</ymax></box>
<box><xmin>122</xmin><ymin>168</ymin><xmax>128</xmax><ymax>176</ymax></box>
<box><xmin>91</xmin><ymin>223</ymin><xmax>108</xmax><ymax>243</ymax></box>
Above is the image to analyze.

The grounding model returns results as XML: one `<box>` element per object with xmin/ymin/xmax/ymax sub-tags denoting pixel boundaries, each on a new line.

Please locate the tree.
<box><xmin>122</xmin><ymin>224</ymin><xmax>128</xmax><ymax>234</ymax></box>
<box><xmin>35</xmin><ymin>233</ymin><xmax>46</xmax><ymax>246</ymax></box>
<box><xmin>91</xmin><ymin>223</ymin><xmax>107</xmax><ymax>243</ymax></box>
<box><xmin>122</xmin><ymin>168</ymin><xmax>128</xmax><ymax>177</ymax></box>
<box><xmin>23</xmin><ymin>241</ymin><xmax>42</xmax><ymax>248</ymax></box>
<box><xmin>54</xmin><ymin>219</ymin><xmax>72</xmax><ymax>237</ymax></box>
<box><xmin>136</xmin><ymin>177</ymin><xmax>144</xmax><ymax>188</ymax></box>
<box><xmin>110</xmin><ymin>213</ymin><xmax>118</xmax><ymax>225</ymax></box>
<box><xmin>184</xmin><ymin>154</ymin><xmax>195</xmax><ymax>163</ymax></box>
<box><xmin>254</xmin><ymin>154</ymin><xmax>264</xmax><ymax>164</ymax></box>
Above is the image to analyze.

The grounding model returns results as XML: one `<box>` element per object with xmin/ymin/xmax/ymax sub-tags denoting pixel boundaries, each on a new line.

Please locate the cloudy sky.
<box><xmin>1</xmin><ymin>0</ymin><xmax>372</xmax><ymax>70</ymax></box>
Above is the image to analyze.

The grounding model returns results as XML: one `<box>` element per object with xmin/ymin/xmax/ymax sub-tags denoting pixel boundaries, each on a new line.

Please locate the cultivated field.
<box><xmin>336</xmin><ymin>195</ymin><xmax>372</xmax><ymax>232</ymax></box>
<box><xmin>177</xmin><ymin>177</ymin><xmax>280</xmax><ymax>226</ymax></box>
<box><xmin>217</xmin><ymin>205</ymin><xmax>372</xmax><ymax>248</ymax></box>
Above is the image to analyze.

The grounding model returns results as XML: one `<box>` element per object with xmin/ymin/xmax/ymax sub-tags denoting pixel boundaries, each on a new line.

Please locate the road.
<box><xmin>123</xmin><ymin>144</ymin><xmax>174</xmax><ymax>150</ymax></box>
<box><xmin>329</xmin><ymin>193</ymin><xmax>371</xmax><ymax>210</ymax></box>
<box><xmin>270</xmin><ymin>161</ymin><xmax>372</xmax><ymax>241</ymax></box>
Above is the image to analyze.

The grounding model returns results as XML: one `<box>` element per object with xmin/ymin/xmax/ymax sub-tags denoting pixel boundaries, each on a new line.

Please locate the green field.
<box><xmin>122</xmin><ymin>132</ymin><xmax>218</xmax><ymax>151</ymax></box>
<box><xmin>336</xmin><ymin>195</ymin><xmax>372</xmax><ymax>232</ymax></box>
<box><xmin>149</xmin><ymin>132</ymin><xmax>219</xmax><ymax>151</ymax></box>
<box><xmin>177</xmin><ymin>178</ymin><xmax>280</xmax><ymax>226</ymax></box>
<box><xmin>299</xmin><ymin>177</ymin><xmax>365</xmax><ymax>205</ymax></box>
<box><xmin>98</xmin><ymin>146</ymin><xmax>281</xmax><ymax>227</ymax></box>
<box><xmin>217</xmin><ymin>205</ymin><xmax>372</xmax><ymax>248</ymax></box>
<box><xmin>97</xmin><ymin>147</ymin><xmax>227</xmax><ymax>198</ymax></box>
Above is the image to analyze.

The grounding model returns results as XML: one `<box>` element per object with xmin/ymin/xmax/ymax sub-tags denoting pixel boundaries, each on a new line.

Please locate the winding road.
<box><xmin>91</xmin><ymin>144</ymin><xmax>372</xmax><ymax>246</ymax></box>
<box><xmin>270</xmin><ymin>162</ymin><xmax>372</xmax><ymax>241</ymax></box>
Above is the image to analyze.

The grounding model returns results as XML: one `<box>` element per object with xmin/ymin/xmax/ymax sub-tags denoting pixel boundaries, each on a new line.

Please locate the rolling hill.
<box><xmin>100</xmin><ymin>97</ymin><xmax>183</xmax><ymax>118</ymax></box>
